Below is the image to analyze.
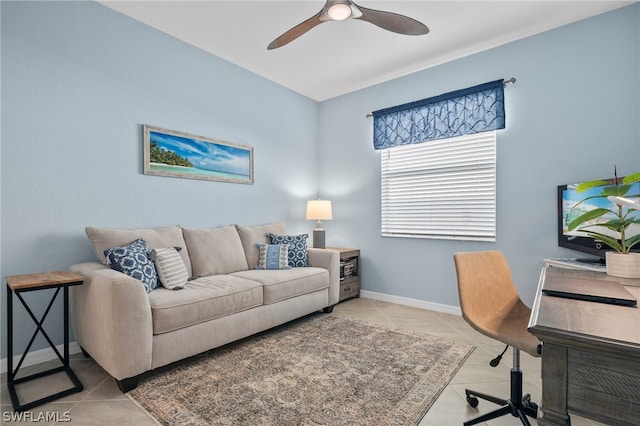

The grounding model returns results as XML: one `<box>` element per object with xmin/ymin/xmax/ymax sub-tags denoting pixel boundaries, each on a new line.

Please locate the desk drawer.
<box><xmin>567</xmin><ymin>348</ymin><xmax>640</xmax><ymax>424</ymax></box>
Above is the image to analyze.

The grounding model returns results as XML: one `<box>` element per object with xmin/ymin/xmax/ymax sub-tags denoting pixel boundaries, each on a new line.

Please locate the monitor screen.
<box><xmin>558</xmin><ymin>178</ymin><xmax>640</xmax><ymax>260</ymax></box>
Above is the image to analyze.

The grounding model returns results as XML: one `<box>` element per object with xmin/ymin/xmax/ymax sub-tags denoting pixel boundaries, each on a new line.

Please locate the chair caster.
<box><xmin>522</xmin><ymin>394</ymin><xmax>538</xmax><ymax>409</ymax></box>
<box><xmin>467</xmin><ymin>395</ymin><xmax>479</xmax><ymax>408</ymax></box>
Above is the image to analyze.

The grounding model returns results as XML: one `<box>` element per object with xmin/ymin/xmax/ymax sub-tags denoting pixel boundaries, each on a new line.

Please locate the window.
<box><xmin>380</xmin><ymin>131</ymin><xmax>496</xmax><ymax>241</ymax></box>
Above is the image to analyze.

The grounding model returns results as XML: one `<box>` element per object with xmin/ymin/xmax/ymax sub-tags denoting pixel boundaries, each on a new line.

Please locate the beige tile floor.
<box><xmin>1</xmin><ymin>297</ymin><xmax>606</xmax><ymax>425</ymax></box>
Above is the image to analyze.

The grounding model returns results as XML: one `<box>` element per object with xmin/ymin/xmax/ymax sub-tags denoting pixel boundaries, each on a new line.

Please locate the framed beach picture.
<box><xmin>143</xmin><ymin>125</ymin><xmax>253</xmax><ymax>184</ymax></box>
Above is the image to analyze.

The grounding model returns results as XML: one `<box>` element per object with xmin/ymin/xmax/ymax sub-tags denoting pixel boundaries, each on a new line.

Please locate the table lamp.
<box><xmin>306</xmin><ymin>200</ymin><xmax>332</xmax><ymax>248</ymax></box>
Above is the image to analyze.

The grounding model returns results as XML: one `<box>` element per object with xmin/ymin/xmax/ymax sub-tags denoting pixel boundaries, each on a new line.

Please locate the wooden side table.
<box><xmin>6</xmin><ymin>271</ymin><xmax>85</xmax><ymax>412</ymax></box>
<box><xmin>326</xmin><ymin>247</ymin><xmax>360</xmax><ymax>302</ymax></box>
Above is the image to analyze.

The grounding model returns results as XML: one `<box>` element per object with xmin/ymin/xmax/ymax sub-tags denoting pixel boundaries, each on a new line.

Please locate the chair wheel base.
<box><xmin>463</xmin><ymin>388</ymin><xmax>538</xmax><ymax>426</ymax></box>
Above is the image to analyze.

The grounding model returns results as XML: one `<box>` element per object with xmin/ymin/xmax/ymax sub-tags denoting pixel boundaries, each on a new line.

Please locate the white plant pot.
<box><xmin>605</xmin><ymin>252</ymin><xmax>640</xmax><ymax>279</ymax></box>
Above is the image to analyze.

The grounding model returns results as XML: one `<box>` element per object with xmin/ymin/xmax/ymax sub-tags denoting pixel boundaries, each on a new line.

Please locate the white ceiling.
<box><xmin>100</xmin><ymin>1</ymin><xmax>635</xmax><ymax>101</ymax></box>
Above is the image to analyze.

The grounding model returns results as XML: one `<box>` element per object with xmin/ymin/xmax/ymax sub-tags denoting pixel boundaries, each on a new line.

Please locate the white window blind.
<box><xmin>381</xmin><ymin>131</ymin><xmax>496</xmax><ymax>241</ymax></box>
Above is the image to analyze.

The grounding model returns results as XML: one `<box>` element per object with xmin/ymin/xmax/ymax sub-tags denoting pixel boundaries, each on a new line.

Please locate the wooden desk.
<box><xmin>528</xmin><ymin>267</ymin><xmax>640</xmax><ymax>426</ymax></box>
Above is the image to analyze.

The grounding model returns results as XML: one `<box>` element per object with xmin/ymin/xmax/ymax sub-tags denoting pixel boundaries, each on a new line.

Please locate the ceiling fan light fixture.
<box><xmin>267</xmin><ymin>0</ymin><xmax>428</xmax><ymax>50</ymax></box>
<box><xmin>327</xmin><ymin>3</ymin><xmax>352</xmax><ymax>21</ymax></box>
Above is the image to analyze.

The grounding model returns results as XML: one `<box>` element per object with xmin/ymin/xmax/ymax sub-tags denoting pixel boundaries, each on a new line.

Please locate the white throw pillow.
<box><xmin>150</xmin><ymin>247</ymin><xmax>189</xmax><ymax>290</ymax></box>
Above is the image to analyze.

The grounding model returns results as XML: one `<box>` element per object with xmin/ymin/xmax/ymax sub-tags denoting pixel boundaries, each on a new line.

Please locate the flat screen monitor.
<box><xmin>557</xmin><ymin>178</ymin><xmax>640</xmax><ymax>262</ymax></box>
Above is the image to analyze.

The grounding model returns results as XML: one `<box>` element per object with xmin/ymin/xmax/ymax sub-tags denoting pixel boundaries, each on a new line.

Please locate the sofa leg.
<box><xmin>80</xmin><ymin>346</ymin><xmax>92</xmax><ymax>359</ymax></box>
<box><xmin>116</xmin><ymin>375</ymin><xmax>142</xmax><ymax>393</ymax></box>
<box><xmin>323</xmin><ymin>305</ymin><xmax>335</xmax><ymax>313</ymax></box>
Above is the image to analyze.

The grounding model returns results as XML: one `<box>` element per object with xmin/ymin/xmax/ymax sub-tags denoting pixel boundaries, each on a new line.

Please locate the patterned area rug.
<box><xmin>128</xmin><ymin>314</ymin><xmax>474</xmax><ymax>425</ymax></box>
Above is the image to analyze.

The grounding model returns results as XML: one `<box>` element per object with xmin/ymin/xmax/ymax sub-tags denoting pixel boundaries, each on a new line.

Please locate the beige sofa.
<box><xmin>69</xmin><ymin>222</ymin><xmax>340</xmax><ymax>392</ymax></box>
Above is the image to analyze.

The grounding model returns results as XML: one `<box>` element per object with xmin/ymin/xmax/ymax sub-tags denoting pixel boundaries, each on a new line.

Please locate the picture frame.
<box><xmin>143</xmin><ymin>125</ymin><xmax>253</xmax><ymax>184</ymax></box>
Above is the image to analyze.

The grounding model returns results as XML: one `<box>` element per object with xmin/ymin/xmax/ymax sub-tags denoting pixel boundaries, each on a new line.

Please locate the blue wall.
<box><xmin>318</xmin><ymin>4</ymin><xmax>640</xmax><ymax>307</ymax></box>
<box><xmin>1</xmin><ymin>1</ymin><xmax>319</xmax><ymax>359</ymax></box>
<box><xmin>2</xmin><ymin>2</ymin><xmax>639</xmax><ymax>360</ymax></box>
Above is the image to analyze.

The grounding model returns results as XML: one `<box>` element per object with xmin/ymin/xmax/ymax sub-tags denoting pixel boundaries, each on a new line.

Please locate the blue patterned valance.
<box><xmin>372</xmin><ymin>80</ymin><xmax>505</xmax><ymax>150</ymax></box>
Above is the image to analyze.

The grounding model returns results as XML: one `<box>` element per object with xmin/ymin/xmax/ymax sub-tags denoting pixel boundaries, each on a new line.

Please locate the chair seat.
<box><xmin>465</xmin><ymin>299</ymin><xmax>540</xmax><ymax>357</ymax></box>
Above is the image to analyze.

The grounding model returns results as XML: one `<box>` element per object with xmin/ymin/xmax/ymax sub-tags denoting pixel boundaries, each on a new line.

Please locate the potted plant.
<box><xmin>568</xmin><ymin>169</ymin><xmax>640</xmax><ymax>278</ymax></box>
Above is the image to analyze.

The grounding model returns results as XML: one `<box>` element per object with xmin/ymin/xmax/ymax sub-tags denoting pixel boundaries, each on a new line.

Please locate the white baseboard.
<box><xmin>1</xmin><ymin>342</ymin><xmax>82</xmax><ymax>374</ymax></box>
<box><xmin>360</xmin><ymin>290</ymin><xmax>462</xmax><ymax>316</ymax></box>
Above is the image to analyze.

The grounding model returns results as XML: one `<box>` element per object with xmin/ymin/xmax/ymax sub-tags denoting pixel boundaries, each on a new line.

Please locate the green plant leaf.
<box><xmin>596</xmin><ymin>219</ymin><xmax>629</xmax><ymax>233</ymax></box>
<box><xmin>622</xmin><ymin>213</ymin><xmax>640</xmax><ymax>222</ymax></box>
<box><xmin>576</xmin><ymin>180</ymin><xmax>609</xmax><ymax>193</ymax></box>
<box><xmin>627</xmin><ymin>234</ymin><xmax>640</xmax><ymax>250</ymax></box>
<box><xmin>622</xmin><ymin>172</ymin><xmax>640</xmax><ymax>185</ymax></box>
<box><xmin>567</xmin><ymin>208</ymin><xmax>614</xmax><ymax>231</ymax></box>
<box><xmin>580</xmin><ymin>231</ymin><xmax>624</xmax><ymax>252</ymax></box>
<box><xmin>601</xmin><ymin>184</ymin><xmax>632</xmax><ymax>197</ymax></box>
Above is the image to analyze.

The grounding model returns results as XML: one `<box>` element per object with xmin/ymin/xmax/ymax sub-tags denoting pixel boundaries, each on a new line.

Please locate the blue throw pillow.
<box><xmin>268</xmin><ymin>233</ymin><xmax>309</xmax><ymax>267</ymax></box>
<box><xmin>256</xmin><ymin>243</ymin><xmax>290</xmax><ymax>270</ymax></box>
<box><xmin>104</xmin><ymin>238</ymin><xmax>159</xmax><ymax>293</ymax></box>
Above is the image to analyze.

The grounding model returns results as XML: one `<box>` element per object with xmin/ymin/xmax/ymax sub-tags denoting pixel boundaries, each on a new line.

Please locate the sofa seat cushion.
<box><xmin>148</xmin><ymin>275</ymin><xmax>262</xmax><ymax>335</ymax></box>
<box><xmin>231</xmin><ymin>267</ymin><xmax>329</xmax><ymax>305</ymax></box>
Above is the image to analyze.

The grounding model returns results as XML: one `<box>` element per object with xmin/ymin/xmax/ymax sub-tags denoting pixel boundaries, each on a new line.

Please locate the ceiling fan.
<box><xmin>267</xmin><ymin>0</ymin><xmax>429</xmax><ymax>50</ymax></box>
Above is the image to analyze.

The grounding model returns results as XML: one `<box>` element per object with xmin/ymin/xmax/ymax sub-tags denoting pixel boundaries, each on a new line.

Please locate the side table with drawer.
<box><xmin>326</xmin><ymin>247</ymin><xmax>360</xmax><ymax>302</ymax></box>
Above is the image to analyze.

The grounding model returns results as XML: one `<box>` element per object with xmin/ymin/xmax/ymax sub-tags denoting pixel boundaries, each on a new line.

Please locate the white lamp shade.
<box><xmin>306</xmin><ymin>200</ymin><xmax>333</xmax><ymax>221</ymax></box>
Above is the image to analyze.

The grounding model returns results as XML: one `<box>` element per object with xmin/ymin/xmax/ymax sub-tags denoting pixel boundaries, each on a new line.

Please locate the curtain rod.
<box><xmin>365</xmin><ymin>77</ymin><xmax>516</xmax><ymax>118</ymax></box>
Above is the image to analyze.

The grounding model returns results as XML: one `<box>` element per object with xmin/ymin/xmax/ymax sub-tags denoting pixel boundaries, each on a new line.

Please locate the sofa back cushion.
<box><xmin>182</xmin><ymin>225</ymin><xmax>249</xmax><ymax>277</ymax></box>
<box><xmin>235</xmin><ymin>222</ymin><xmax>286</xmax><ymax>269</ymax></box>
<box><xmin>85</xmin><ymin>225</ymin><xmax>192</xmax><ymax>277</ymax></box>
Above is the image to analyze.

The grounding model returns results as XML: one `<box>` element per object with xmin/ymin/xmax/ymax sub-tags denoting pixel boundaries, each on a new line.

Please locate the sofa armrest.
<box><xmin>307</xmin><ymin>248</ymin><xmax>340</xmax><ymax>306</ymax></box>
<box><xmin>69</xmin><ymin>262</ymin><xmax>153</xmax><ymax>380</ymax></box>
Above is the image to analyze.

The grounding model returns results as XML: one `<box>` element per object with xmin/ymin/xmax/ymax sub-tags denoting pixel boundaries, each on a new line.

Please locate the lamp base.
<box><xmin>312</xmin><ymin>229</ymin><xmax>326</xmax><ymax>249</ymax></box>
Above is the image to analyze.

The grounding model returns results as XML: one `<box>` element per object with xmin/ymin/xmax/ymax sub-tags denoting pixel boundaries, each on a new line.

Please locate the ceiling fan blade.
<box><xmin>267</xmin><ymin>11</ymin><xmax>324</xmax><ymax>50</ymax></box>
<box><xmin>355</xmin><ymin>5</ymin><xmax>429</xmax><ymax>36</ymax></box>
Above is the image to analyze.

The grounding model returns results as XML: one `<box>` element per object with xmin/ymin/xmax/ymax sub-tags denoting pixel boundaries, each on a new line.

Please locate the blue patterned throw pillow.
<box><xmin>256</xmin><ymin>243</ymin><xmax>290</xmax><ymax>270</ymax></box>
<box><xmin>104</xmin><ymin>238</ymin><xmax>158</xmax><ymax>293</ymax></box>
<box><xmin>268</xmin><ymin>233</ymin><xmax>309</xmax><ymax>267</ymax></box>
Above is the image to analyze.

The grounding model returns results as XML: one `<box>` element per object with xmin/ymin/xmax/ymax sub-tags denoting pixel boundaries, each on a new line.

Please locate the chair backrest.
<box><xmin>453</xmin><ymin>250</ymin><xmax>521</xmax><ymax>329</ymax></box>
